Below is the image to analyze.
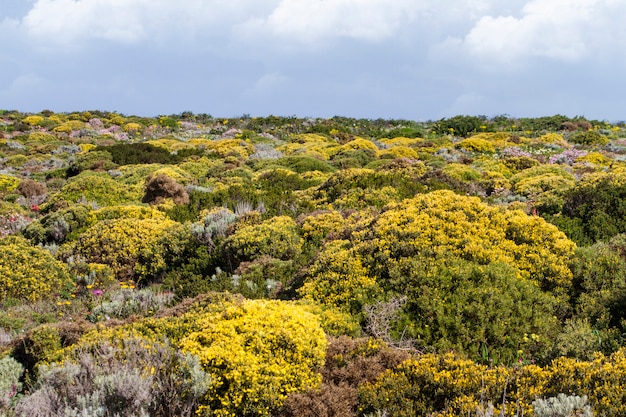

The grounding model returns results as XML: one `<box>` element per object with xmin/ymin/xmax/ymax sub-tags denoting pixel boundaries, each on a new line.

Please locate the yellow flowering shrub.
<box><xmin>373</xmin><ymin>190</ymin><xmax>574</xmax><ymax>291</ymax></box>
<box><xmin>89</xmin><ymin>204</ymin><xmax>167</xmax><ymax>223</ymax></box>
<box><xmin>52</xmin><ymin>120</ymin><xmax>84</xmax><ymax>133</ymax></box>
<box><xmin>278</xmin><ymin>134</ymin><xmax>342</xmax><ymax>160</ymax></box>
<box><xmin>0</xmin><ymin>174</ymin><xmax>20</xmax><ymax>195</ymax></box>
<box><xmin>455</xmin><ymin>137</ymin><xmax>496</xmax><ymax>153</ymax></box>
<box><xmin>378</xmin><ymin>136</ymin><xmax>424</xmax><ymax>147</ymax></box>
<box><xmin>178</xmin><ymin>299</ymin><xmax>326</xmax><ymax>417</ymax></box>
<box><xmin>115</xmin><ymin>163</ymin><xmax>190</xmax><ymax>186</ymax></box>
<box><xmin>223</xmin><ymin>215</ymin><xmax>302</xmax><ymax>263</ymax></box>
<box><xmin>576</xmin><ymin>151</ymin><xmax>612</xmax><ymax>167</ymax></box>
<box><xmin>198</xmin><ymin>139</ymin><xmax>254</xmax><ymax>159</ymax></box>
<box><xmin>359</xmin><ymin>348</ymin><xmax>626</xmax><ymax>417</ymax></box>
<box><xmin>442</xmin><ymin>163</ymin><xmax>482</xmax><ymax>182</ymax></box>
<box><xmin>341</xmin><ymin>137</ymin><xmax>379</xmax><ymax>152</ymax></box>
<box><xmin>26</xmin><ymin>132</ymin><xmax>56</xmax><ymax>143</ymax></box>
<box><xmin>0</xmin><ymin>236</ymin><xmax>72</xmax><ymax>302</ymax></box>
<box><xmin>535</xmin><ymin>132</ymin><xmax>568</xmax><ymax>146</ymax></box>
<box><xmin>299</xmin><ymin>210</ymin><xmax>345</xmax><ymax>246</ymax></box>
<box><xmin>67</xmin><ymin>217</ymin><xmax>185</xmax><ymax>281</ymax></box>
<box><xmin>146</xmin><ymin>138</ymin><xmax>195</xmax><ymax>152</ymax></box>
<box><xmin>377</xmin><ymin>146</ymin><xmax>419</xmax><ymax>159</ymax></box>
<box><xmin>77</xmin><ymin>296</ymin><xmax>327</xmax><ymax>417</ymax></box>
<box><xmin>299</xmin><ymin>240</ymin><xmax>382</xmax><ymax>313</ymax></box>
<box><xmin>22</xmin><ymin>115</ymin><xmax>44</xmax><ymax>126</ymax></box>
<box><xmin>122</xmin><ymin>122</ymin><xmax>143</xmax><ymax>132</ymax></box>
<box><xmin>47</xmin><ymin>172</ymin><xmax>141</xmax><ymax>207</ymax></box>
<box><xmin>358</xmin><ymin>352</ymin><xmax>552</xmax><ymax>417</ymax></box>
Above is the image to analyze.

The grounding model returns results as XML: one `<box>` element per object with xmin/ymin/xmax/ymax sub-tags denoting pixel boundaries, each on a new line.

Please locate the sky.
<box><xmin>1</xmin><ymin>0</ymin><xmax>625</xmax><ymax>121</ymax></box>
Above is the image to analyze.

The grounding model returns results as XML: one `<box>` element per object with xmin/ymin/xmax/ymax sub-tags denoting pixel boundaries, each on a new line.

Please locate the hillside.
<box><xmin>1</xmin><ymin>110</ymin><xmax>625</xmax><ymax>416</ymax></box>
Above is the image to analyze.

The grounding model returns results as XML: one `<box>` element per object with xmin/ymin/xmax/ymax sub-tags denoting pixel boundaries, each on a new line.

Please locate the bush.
<box><xmin>94</xmin><ymin>143</ymin><xmax>179</xmax><ymax>165</ymax></box>
<box><xmin>0</xmin><ymin>356</ymin><xmax>23</xmax><ymax>412</ymax></box>
<box><xmin>66</xmin><ymin>217</ymin><xmax>187</xmax><ymax>282</ymax></box>
<box><xmin>223</xmin><ymin>215</ymin><xmax>302</xmax><ymax>265</ymax></box>
<box><xmin>433</xmin><ymin>116</ymin><xmax>486</xmax><ymax>137</ymax></box>
<box><xmin>568</xmin><ymin>130</ymin><xmax>609</xmax><ymax>146</ymax></box>
<box><xmin>0</xmin><ymin>236</ymin><xmax>72</xmax><ymax>302</ymax></box>
<box><xmin>533</xmin><ymin>394</ymin><xmax>593</xmax><ymax>417</ymax></box>
<box><xmin>14</xmin><ymin>337</ymin><xmax>210</xmax><ymax>417</ymax></box>
<box><xmin>279</xmin><ymin>337</ymin><xmax>409</xmax><ymax>417</ymax></box>
<box><xmin>561</xmin><ymin>172</ymin><xmax>626</xmax><ymax>243</ymax></box>
<box><xmin>177</xmin><ymin>299</ymin><xmax>327</xmax><ymax>417</ymax></box>
<box><xmin>142</xmin><ymin>173</ymin><xmax>189</xmax><ymax>205</ymax></box>
<box><xmin>46</xmin><ymin>172</ymin><xmax>141</xmax><ymax>208</ymax></box>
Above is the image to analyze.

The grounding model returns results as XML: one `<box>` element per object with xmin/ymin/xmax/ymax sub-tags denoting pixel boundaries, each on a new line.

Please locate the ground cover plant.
<box><xmin>1</xmin><ymin>110</ymin><xmax>626</xmax><ymax>415</ymax></box>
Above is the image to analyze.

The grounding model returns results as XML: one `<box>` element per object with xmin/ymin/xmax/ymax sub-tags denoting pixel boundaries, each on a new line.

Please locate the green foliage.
<box><xmin>223</xmin><ymin>215</ymin><xmax>302</xmax><ymax>264</ymax></box>
<box><xmin>568</xmin><ymin>130</ymin><xmax>609</xmax><ymax>146</ymax></box>
<box><xmin>0</xmin><ymin>236</ymin><xmax>72</xmax><ymax>302</ymax></box>
<box><xmin>561</xmin><ymin>171</ymin><xmax>626</xmax><ymax>243</ymax></box>
<box><xmin>433</xmin><ymin>115</ymin><xmax>487</xmax><ymax>137</ymax></box>
<box><xmin>23</xmin><ymin>204</ymin><xmax>93</xmax><ymax>244</ymax></box>
<box><xmin>67</xmin><ymin>150</ymin><xmax>116</xmax><ymax>175</ymax></box>
<box><xmin>95</xmin><ymin>142</ymin><xmax>179</xmax><ymax>165</ymax></box>
<box><xmin>47</xmin><ymin>172</ymin><xmax>141</xmax><ymax>208</ymax></box>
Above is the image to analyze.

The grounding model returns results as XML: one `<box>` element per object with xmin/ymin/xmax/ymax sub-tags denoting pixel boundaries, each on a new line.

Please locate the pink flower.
<box><xmin>92</xmin><ymin>289</ymin><xmax>104</xmax><ymax>296</ymax></box>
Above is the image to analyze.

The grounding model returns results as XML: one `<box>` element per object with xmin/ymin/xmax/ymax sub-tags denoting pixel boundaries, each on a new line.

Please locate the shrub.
<box><xmin>455</xmin><ymin>138</ymin><xmax>496</xmax><ymax>153</ymax></box>
<box><xmin>66</xmin><ymin>217</ymin><xmax>187</xmax><ymax>282</ymax></box>
<box><xmin>14</xmin><ymin>337</ymin><xmax>210</xmax><ymax>417</ymax></box>
<box><xmin>533</xmin><ymin>393</ymin><xmax>593</xmax><ymax>417</ymax></box>
<box><xmin>223</xmin><ymin>215</ymin><xmax>302</xmax><ymax>264</ymax></box>
<box><xmin>95</xmin><ymin>143</ymin><xmax>178</xmax><ymax>165</ymax></box>
<box><xmin>561</xmin><ymin>171</ymin><xmax>626</xmax><ymax>243</ymax></box>
<box><xmin>23</xmin><ymin>204</ymin><xmax>93</xmax><ymax>244</ymax></box>
<box><xmin>568</xmin><ymin>130</ymin><xmax>609</xmax><ymax>146</ymax></box>
<box><xmin>142</xmin><ymin>173</ymin><xmax>189</xmax><ymax>205</ymax></box>
<box><xmin>279</xmin><ymin>337</ymin><xmax>410</xmax><ymax>417</ymax></box>
<box><xmin>16</xmin><ymin>178</ymin><xmax>47</xmax><ymax>199</ymax></box>
<box><xmin>46</xmin><ymin>172</ymin><xmax>141</xmax><ymax>208</ymax></box>
<box><xmin>0</xmin><ymin>236</ymin><xmax>72</xmax><ymax>302</ymax></box>
<box><xmin>299</xmin><ymin>240</ymin><xmax>382</xmax><ymax>315</ymax></box>
<box><xmin>0</xmin><ymin>356</ymin><xmax>23</xmax><ymax>412</ymax></box>
<box><xmin>0</xmin><ymin>174</ymin><xmax>20</xmax><ymax>196</ymax></box>
<box><xmin>433</xmin><ymin>116</ymin><xmax>486</xmax><ymax>137</ymax></box>
<box><xmin>178</xmin><ymin>299</ymin><xmax>327</xmax><ymax>417</ymax></box>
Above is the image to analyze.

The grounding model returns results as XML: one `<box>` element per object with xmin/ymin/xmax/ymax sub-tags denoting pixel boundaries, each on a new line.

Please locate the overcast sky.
<box><xmin>1</xmin><ymin>0</ymin><xmax>625</xmax><ymax>121</ymax></box>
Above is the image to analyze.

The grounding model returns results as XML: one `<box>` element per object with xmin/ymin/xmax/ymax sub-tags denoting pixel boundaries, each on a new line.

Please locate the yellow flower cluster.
<box><xmin>0</xmin><ymin>236</ymin><xmax>72</xmax><ymax>302</ymax></box>
<box><xmin>360</xmin><ymin>348</ymin><xmax>626</xmax><ymax>417</ymax></box>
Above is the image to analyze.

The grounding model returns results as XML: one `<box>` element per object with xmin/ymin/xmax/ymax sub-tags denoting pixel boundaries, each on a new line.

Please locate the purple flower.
<box><xmin>92</xmin><ymin>289</ymin><xmax>104</xmax><ymax>296</ymax></box>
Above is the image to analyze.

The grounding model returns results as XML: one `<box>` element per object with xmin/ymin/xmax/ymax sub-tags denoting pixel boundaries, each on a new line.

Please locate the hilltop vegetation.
<box><xmin>1</xmin><ymin>110</ymin><xmax>626</xmax><ymax>415</ymax></box>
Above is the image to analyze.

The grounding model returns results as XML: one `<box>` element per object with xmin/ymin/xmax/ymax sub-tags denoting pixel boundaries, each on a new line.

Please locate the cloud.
<box><xmin>458</xmin><ymin>0</ymin><xmax>626</xmax><ymax>64</ymax></box>
<box><xmin>19</xmin><ymin>0</ymin><xmax>274</xmax><ymax>47</ymax></box>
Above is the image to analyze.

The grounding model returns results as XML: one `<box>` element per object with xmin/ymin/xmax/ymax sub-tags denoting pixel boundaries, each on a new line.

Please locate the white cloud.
<box><xmin>20</xmin><ymin>0</ymin><xmax>275</xmax><ymax>47</ymax></box>
<box><xmin>459</xmin><ymin>0</ymin><xmax>626</xmax><ymax>64</ymax></box>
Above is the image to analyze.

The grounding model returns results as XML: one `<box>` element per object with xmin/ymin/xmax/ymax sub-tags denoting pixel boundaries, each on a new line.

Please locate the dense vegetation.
<box><xmin>1</xmin><ymin>110</ymin><xmax>625</xmax><ymax>415</ymax></box>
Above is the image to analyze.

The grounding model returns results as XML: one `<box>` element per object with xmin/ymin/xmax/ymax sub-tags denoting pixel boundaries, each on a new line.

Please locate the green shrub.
<box><xmin>95</xmin><ymin>142</ymin><xmax>179</xmax><ymax>165</ymax></box>
<box><xmin>568</xmin><ymin>130</ymin><xmax>609</xmax><ymax>145</ymax></box>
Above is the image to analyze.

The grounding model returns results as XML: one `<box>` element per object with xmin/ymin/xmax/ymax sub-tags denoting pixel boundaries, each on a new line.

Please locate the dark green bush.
<box><xmin>95</xmin><ymin>143</ymin><xmax>179</xmax><ymax>165</ymax></box>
